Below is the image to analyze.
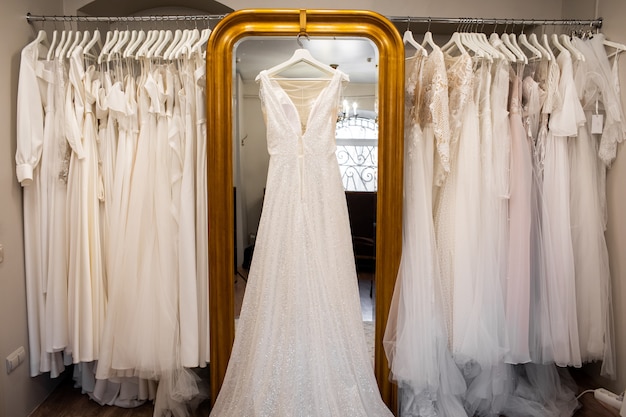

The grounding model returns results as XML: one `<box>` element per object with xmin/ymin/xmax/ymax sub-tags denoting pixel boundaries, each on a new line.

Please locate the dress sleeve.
<box><xmin>15</xmin><ymin>43</ymin><xmax>45</xmax><ymax>186</ymax></box>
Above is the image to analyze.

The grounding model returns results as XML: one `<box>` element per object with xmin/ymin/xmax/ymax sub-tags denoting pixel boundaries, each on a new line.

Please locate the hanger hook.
<box><xmin>427</xmin><ymin>17</ymin><xmax>432</xmax><ymax>33</ymax></box>
<box><xmin>406</xmin><ymin>17</ymin><xmax>410</xmax><ymax>33</ymax></box>
<box><xmin>296</xmin><ymin>32</ymin><xmax>309</xmax><ymax>48</ymax></box>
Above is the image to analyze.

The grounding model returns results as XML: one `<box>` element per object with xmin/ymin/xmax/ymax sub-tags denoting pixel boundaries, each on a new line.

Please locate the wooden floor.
<box><xmin>29</xmin><ymin>368</ymin><xmax>621</xmax><ymax>417</ymax></box>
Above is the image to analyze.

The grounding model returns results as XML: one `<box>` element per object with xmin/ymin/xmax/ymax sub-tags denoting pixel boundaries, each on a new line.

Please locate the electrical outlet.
<box><xmin>5</xmin><ymin>346</ymin><xmax>25</xmax><ymax>374</ymax></box>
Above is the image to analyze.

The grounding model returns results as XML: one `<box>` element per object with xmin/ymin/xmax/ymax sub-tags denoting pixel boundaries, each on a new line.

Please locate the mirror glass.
<box><xmin>231</xmin><ymin>36</ymin><xmax>380</xmax><ymax>360</ymax></box>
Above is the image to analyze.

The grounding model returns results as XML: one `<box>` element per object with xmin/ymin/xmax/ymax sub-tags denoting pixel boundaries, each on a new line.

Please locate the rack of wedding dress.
<box><xmin>16</xmin><ymin>15</ymin><xmax>218</xmax><ymax>417</ymax></box>
<box><xmin>17</xmin><ymin>11</ymin><xmax>626</xmax><ymax>417</ymax></box>
<box><xmin>384</xmin><ymin>21</ymin><xmax>626</xmax><ymax>417</ymax></box>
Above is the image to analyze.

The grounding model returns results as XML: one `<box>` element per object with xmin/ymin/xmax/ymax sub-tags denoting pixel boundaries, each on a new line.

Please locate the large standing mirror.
<box><xmin>207</xmin><ymin>9</ymin><xmax>404</xmax><ymax>410</ymax></box>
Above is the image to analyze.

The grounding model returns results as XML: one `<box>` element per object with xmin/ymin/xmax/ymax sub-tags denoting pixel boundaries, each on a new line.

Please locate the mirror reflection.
<box><xmin>231</xmin><ymin>36</ymin><xmax>379</xmax><ymax>359</ymax></box>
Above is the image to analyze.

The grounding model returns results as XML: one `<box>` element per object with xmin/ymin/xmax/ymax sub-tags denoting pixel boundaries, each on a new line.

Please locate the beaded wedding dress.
<box><xmin>210</xmin><ymin>69</ymin><xmax>392</xmax><ymax>417</ymax></box>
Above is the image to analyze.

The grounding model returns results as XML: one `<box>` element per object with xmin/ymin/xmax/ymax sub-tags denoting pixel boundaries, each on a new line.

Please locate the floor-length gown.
<box><xmin>16</xmin><ymin>37</ymin><xmax>66</xmax><ymax>378</ymax></box>
<box><xmin>570</xmin><ymin>36</ymin><xmax>616</xmax><ymax>378</ymax></box>
<box><xmin>211</xmin><ymin>69</ymin><xmax>392</xmax><ymax>417</ymax></box>
<box><xmin>543</xmin><ymin>50</ymin><xmax>584</xmax><ymax>368</ymax></box>
<box><xmin>384</xmin><ymin>50</ymin><xmax>467</xmax><ymax>417</ymax></box>
<box><xmin>506</xmin><ymin>64</ymin><xmax>533</xmax><ymax>364</ymax></box>
<box><xmin>65</xmin><ymin>46</ymin><xmax>106</xmax><ymax>364</ymax></box>
<box><xmin>433</xmin><ymin>52</ymin><xmax>473</xmax><ymax>348</ymax></box>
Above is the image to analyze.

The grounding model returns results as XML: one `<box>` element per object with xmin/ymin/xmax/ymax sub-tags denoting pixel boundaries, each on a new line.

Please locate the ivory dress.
<box><xmin>211</xmin><ymin>69</ymin><xmax>392</xmax><ymax>417</ymax></box>
<box><xmin>384</xmin><ymin>50</ymin><xmax>467</xmax><ymax>417</ymax></box>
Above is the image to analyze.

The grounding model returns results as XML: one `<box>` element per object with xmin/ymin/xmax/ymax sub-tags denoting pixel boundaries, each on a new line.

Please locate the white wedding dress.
<box><xmin>210</xmin><ymin>69</ymin><xmax>392</xmax><ymax>417</ymax></box>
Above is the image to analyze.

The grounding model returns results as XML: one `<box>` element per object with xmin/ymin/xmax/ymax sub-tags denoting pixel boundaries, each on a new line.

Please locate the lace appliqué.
<box><xmin>445</xmin><ymin>53</ymin><xmax>474</xmax><ymax>139</ymax></box>
<box><xmin>420</xmin><ymin>49</ymin><xmax>451</xmax><ymax>176</ymax></box>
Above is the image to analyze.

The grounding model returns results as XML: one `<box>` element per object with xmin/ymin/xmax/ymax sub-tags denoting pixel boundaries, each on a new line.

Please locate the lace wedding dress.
<box><xmin>210</xmin><ymin>69</ymin><xmax>392</xmax><ymax>417</ymax></box>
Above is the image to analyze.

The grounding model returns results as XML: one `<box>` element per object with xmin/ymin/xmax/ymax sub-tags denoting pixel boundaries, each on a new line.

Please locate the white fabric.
<box><xmin>211</xmin><ymin>69</ymin><xmax>392</xmax><ymax>417</ymax></box>
<box><xmin>543</xmin><ymin>51</ymin><xmax>584</xmax><ymax>368</ymax></box>
<box><xmin>384</xmin><ymin>51</ymin><xmax>467</xmax><ymax>417</ymax></box>
<box><xmin>16</xmin><ymin>36</ymin><xmax>67</xmax><ymax>378</ymax></box>
<box><xmin>570</xmin><ymin>38</ymin><xmax>616</xmax><ymax>378</ymax></box>
<box><xmin>506</xmin><ymin>65</ymin><xmax>533</xmax><ymax>364</ymax></box>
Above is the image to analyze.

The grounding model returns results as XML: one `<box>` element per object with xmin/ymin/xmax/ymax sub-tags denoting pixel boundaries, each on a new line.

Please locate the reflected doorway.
<box><xmin>232</xmin><ymin>36</ymin><xmax>379</xmax><ymax>360</ymax></box>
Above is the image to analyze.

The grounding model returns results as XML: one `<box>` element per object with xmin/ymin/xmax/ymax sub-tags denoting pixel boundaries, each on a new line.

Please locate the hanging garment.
<box><xmin>211</xmin><ymin>69</ymin><xmax>392</xmax><ymax>417</ymax></box>
<box><xmin>433</xmin><ymin>51</ymin><xmax>473</xmax><ymax>348</ymax></box>
<box><xmin>384</xmin><ymin>50</ymin><xmax>467</xmax><ymax>417</ymax></box>
<box><xmin>65</xmin><ymin>48</ymin><xmax>106</xmax><ymax>364</ymax></box>
<box><xmin>543</xmin><ymin>50</ymin><xmax>584</xmax><ymax>368</ymax></box>
<box><xmin>570</xmin><ymin>36</ymin><xmax>616</xmax><ymax>378</ymax></box>
<box><xmin>506</xmin><ymin>63</ymin><xmax>533</xmax><ymax>365</ymax></box>
<box><xmin>16</xmin><ymin>35</ymin><xmax>66</xmax><ymax>378</ymax></box>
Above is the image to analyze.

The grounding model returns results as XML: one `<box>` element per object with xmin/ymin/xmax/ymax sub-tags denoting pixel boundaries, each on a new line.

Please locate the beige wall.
<box><xmin>0</xmin><ymin>1</ymin><xmax>64</xmax><ymax>417</ymax></box>
<box><xmin>564</xmin><ymin>0</ymin><xmax>626</xmax><ymax>395</ymax></box>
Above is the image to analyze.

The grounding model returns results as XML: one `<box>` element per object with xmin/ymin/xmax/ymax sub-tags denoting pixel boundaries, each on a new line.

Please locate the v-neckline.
<box><xmin>260</xmin><ymin>70</ymin><xmax>342</xmax><ymax>138</ymax></box>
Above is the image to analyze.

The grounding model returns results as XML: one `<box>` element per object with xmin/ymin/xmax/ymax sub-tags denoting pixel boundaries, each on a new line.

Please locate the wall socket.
<box><xmin>5</xmin><ymin>346</ymin><xmax>26</xmax><ymax>374</ymax></box>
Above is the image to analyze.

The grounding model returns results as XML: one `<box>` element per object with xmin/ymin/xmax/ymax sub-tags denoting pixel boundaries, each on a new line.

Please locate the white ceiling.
<box><xmin>234</xmin><ymin>37</ymin><xmax>379</xmax><ymax>84</ymax></box>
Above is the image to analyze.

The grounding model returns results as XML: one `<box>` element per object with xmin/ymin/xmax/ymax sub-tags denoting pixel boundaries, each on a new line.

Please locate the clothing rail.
<box><xmin>387</xmin><ymin>16</ymin><xmax>603</xmax><ymax>29</ymax></box>
<box><xmin>25</xmin><ymin>12</ymin><xmax>227</xmax><ymax>23</ymax></box>
<box><xmin>26</xmin><ymin>12</ymin><xmax>602</xmax><ymax>29</ymax></box>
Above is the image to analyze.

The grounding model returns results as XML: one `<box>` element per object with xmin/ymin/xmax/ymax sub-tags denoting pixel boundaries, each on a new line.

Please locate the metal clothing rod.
<box><xmin>387</xmin><ymin>16</ymin><xmax>603</xmax><ymax>29</ymax></box>
<box><xmin>25</xmin><ymin>12</ymin><xmax>227</xmax><ymax>23</ymax></box>
<box><xmin>26</xmin><ymin>12</ymin><xmax>603</xmax><ymax>29</ymax></box>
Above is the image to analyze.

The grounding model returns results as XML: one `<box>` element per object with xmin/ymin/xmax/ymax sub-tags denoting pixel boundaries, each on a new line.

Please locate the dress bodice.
<box><xmin>258</xmin><ymin>70</ymin><xmax>346</xmax><ymax>157</ymax></box>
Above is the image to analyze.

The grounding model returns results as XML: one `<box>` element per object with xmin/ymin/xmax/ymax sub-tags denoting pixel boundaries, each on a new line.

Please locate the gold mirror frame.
<box><xmin>207</xmin><ymin>9</ymin><xmax>404</xmax><ymax>411</ymax></box>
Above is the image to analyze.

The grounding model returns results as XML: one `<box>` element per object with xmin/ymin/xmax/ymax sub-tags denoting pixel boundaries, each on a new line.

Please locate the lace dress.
<box><xmin>384</xmin><ymin>50</ymin><xmax>467</xmax><ymax>417</ymax></box>
<box><xmin>433</xmin><ymin>52</ymin><xmax>473</xmax><ymax>349</ymax></box>
<box><xmin>211</xmin><ymin>69</ymin><xmax>392</xmax><ymax>417</ymax></box>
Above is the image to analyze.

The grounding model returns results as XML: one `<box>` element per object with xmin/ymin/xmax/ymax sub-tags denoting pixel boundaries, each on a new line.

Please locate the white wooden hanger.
<box><xmin>192</xmin><ymin>28</ymin><xmax>212</xmax><ymax>58</ymax></box>
<box><xmin>83</xmin><ymin>29</ymin><xmax>101</xmax><ymax>58</ymax></box>
<box><xmin>529</xmin><ymin>33</ymin><xmax>551</xmax><ymax>61</ymax></box>
<box><xmin>403</xmin><ymin>29</ymin><xmax>426</xmax><ymax>53</ymax></box>
<box><xmin>256</xmin><ymin>46</ymin><xmax>347</xmax><ymax>81</ymax></box>
<box><xmin>542</xmin><ymin>33</ymin><xmax>556</xmax><ymax>61</ymax></box>
<box><xmin>508</xmin><ymin>34</ymin><xmax>529</xmax><ymax>64</ymax></box>
<box><xmin>122</xmin><ymin>30</ymin><xmax>138</xmax><ymax>58</ymax></box>
<box><xmin>58</xmin><ymin>30</ymin><xmax>75</xmax><ymax>61</ymax></box>
<box><xmin>110</xmin><ymin>29</ymin><xmax>131</xmax><ymax>59</ymax></box>
<box><xmin>476</xmin><ymin>32</ymin><xmax>504</xmax><ymax>60</ymax></box>
<box><xmin>146</xmin><ymin>30</ymin><xmax>167</xmax><ymax>59</ymax></box>
<box><xmin>421</xmin><ymin>31</ymin><xmax>439</xmax><ymax>52</ymax></box>
<box><xmin>170</xmin><ymin>29</ymin><xmax>190</xmax><ymax>59</ymax></box>
<box><xmin>152</xmin><ymin>30</ymin><xmax>173</xmax><ymax>59</ymax></box>
<box><xmin>550</xmin><ymin>33</ymin><xmax>567</xmax><ymax>55</ymax></box>
<box><xmin>124</xmin><ymin>30</ymin><xmax>144</xmax><ymax>58</ymax></box>
<box><xmin>463</xmin><ymin>32</ymin><xmax>490</xmax><ymax>61</ymax></box>
<box><xmin>604</xmin><ymin>38</ymin><xmax>626</xmax><ymax>59</ymax></box>
<box><xmin>66</xmin><ymin>31</ymin><xmax>82</xmax><ymax>58</ymax></box>
<box><xmin>518</xmin><ymin>33</ymin><xmax>543</xmax><ymax>61</ymax></box>
<box><xmin>34</xmin><ymin>29</ymin><xmax>47</xmax><ymax>46</ymax></box>
<box><xmin>440</xmin><ymin>31</ymin><xmax>467</xmax><ymax>56</ymax></box>
<box><xmin>560</xmin><ymin>33</ymin><xmax>585</xmax><ymax>61</ymax></box>
<box><xmin>180</xmin><ymin>28</ymin><xmax>200</xmax><ymax>59</ymax></box>
<box><xmin>54</xmin><ymin>30</ymin><xmax>68</xmax><ymax>59</ymax></box>
<box><xmin>54</xmin><ymin>30</ymin><xmax>67</xmax><ymax>59</ymax></box>
<box><xmin>77</xmin><ymin>30</ymin><xmax>91</xmax><ymax>51</ymax></box>
<box><xmin>163</xmin><ymin>29</ymin><xmax>182</xmax><ymax>60</ymax></box>
<box><xmin>136</xmin><ymin>30</ymin><xmax>158</xmax><ymax>58</ymax></box>
<box><xmin>502</xmin><ymin>33</ymin><xmax>527</xmax><ymax>63</ymax></box>
<box><xmin>47</xmin><ymin>30</ymin><xmax>58</xmax><ymax>61</ymax></box>
<box><xmin>489</xmin><ymin>33</ymin><xmax>516</xmax><ymax>62</ymax></box>
<box><xmin>98</xmin><ymin>30</ymin><xmax>119</xmax><ymax>64</ymax></box>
